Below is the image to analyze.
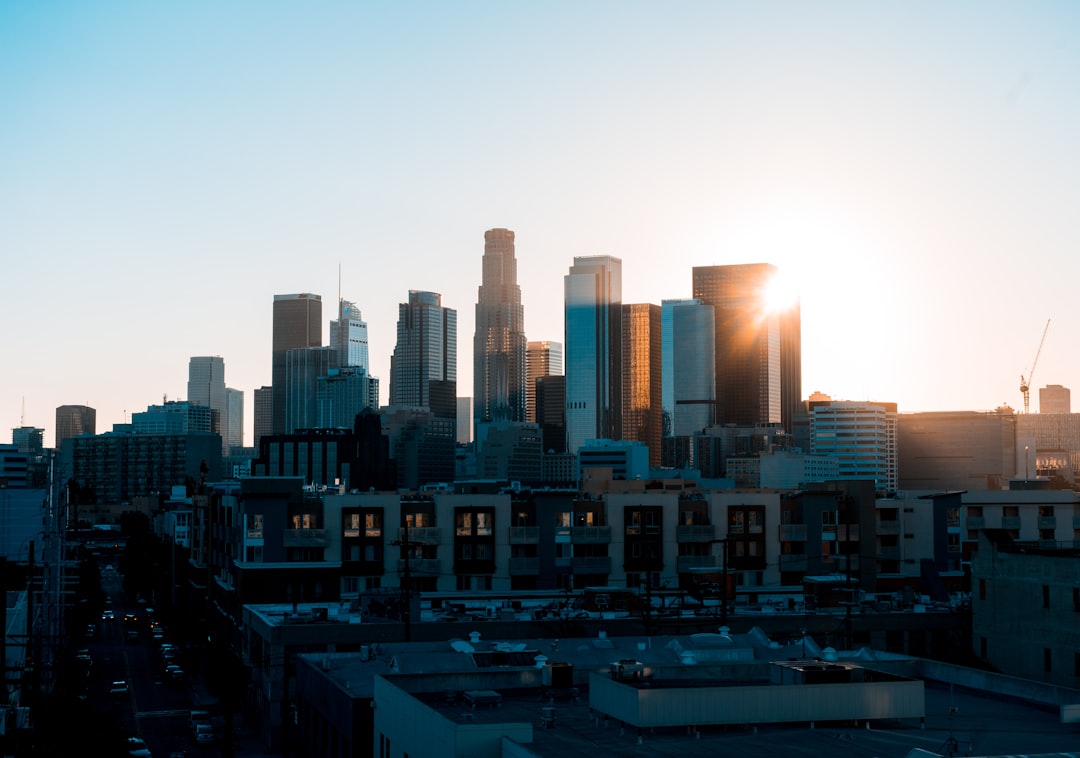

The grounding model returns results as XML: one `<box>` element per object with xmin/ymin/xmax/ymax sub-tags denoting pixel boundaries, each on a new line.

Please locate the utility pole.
<box><xmin>392</xmin><ymin>520</ymin><xmax>412</xmax><ymax>642</ymax></box>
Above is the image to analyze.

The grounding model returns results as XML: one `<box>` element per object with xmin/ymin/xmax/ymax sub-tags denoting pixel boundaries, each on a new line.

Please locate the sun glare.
<box><xmin>763</xmin><ymin>272</ymin><xmax>800</xmax><ymax>313</ymax></box>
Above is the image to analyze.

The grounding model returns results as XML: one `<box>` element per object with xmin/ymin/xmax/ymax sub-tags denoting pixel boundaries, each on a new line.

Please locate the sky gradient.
<box><xmin>3</xmin><ymin>2</ymin><xmax>1080</xmax><ymax>447</ymax></box>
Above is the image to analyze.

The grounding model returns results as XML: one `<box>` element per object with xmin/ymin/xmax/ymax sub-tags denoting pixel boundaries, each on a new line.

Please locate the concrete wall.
<box><xmin>589</xmin><ymin>671</ymin><xmax>925</xmax><ymax>727</ymax></box>
<box><xmin>373</xmin><ymin>676</ymin><xmax>533</xmax><ymax>758</ymax></box>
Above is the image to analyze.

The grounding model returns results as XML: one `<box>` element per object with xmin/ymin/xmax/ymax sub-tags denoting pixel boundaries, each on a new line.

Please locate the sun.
<box><xmin>762</xmin><ymin>271</ymin><xmax>800</xmax><ymax>313</ymax></box>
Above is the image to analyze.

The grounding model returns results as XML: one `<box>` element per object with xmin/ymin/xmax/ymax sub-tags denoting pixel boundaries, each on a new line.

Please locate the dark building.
<box><xmin>250</xmin><ymin>412</ymin><xmax>394</xmax><ymax>492</ymax></box>
<box><xmin>692</xmin><ymin>264</ymin><xmax>801</xmax><ymax>434</ymax></box>
<box><xmin>473</xmin><ymin>228</ymin><xmax>528</xmax><ymax>432</ymax></box>
<box><xmin>272</xmin><ymin>293</ymin><xmax>323</xmax><ymax>435</ymax></box>
<box><xmin>55</xmin><ymin>404</ymin><xmax>96</xmax><ymax>449</ymax></box>
<box><xmin>535</xmin><ymin>375</ymin><xmax>566</xmax><ymax>454</ymax></box>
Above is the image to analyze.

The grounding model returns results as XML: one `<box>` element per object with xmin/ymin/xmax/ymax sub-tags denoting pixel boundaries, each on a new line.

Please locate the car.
<box><xmin>101</xmin><ymin>609</ymin><xmax>115</xmax><ymax>621</ymax></box>
<box><xmin>194</xmin><ymin>723</ymin><xmax>215</xmax><ymax>745</ymax></box>
<box><xmin>110</xmin><ymin>680</ymin><xmax>130</xmax><ymax>699</ymax></box>
<box><xmin>189</xmin><ymin>709</ymin><xmax>211</xmax><ymax>734</ymax></box>
<box><xmin>165</xmin><ymin>664</ymin><xmax>185</xmax><ymax>682</ymax></box>
<box><xmin>126</xmin><ymin>736</ymin><xmax>152</xmax><ymax>757</ymax></box>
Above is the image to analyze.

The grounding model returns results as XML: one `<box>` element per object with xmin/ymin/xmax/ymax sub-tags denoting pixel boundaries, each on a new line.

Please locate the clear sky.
<box><xmin>3</xmin><ymin>1</ymin><xmax>1080</xmax><ymax>447</ymax></box>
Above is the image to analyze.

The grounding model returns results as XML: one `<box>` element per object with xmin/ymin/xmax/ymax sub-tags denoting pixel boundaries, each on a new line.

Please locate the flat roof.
<box><xmin>422</xmin><ymin>681</ymin><xmax>1080</xmax><ymax>757</ymax></box>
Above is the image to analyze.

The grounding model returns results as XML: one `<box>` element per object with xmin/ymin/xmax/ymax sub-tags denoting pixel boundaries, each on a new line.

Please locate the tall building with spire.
<box><xmin>272</xmin><ymin>294</ymin><xmax>322</xmax><ymax>434</ymax></box>
<box><xmin>330</xmin><ymin>298</ymin><xmax>370</xmax><ymax>372</ymax></box>
<box><xmin>564</xmin><ymin>255</ymin><xmax>622</xmax><ymax>455</ymax></box>
<box><xmin>390</xmin><ymin>290</ymin><xmax>457</xmax><ymax>419</ymax></box>
<box><xmin>473</xmin><ymin>228</ymin><xmax>527</xmax><ymax>437</ymax></box>
<box><xmin>692</xmin><ymin>264</ymin><xmax>801</xmax><ymax>433</ymax></box>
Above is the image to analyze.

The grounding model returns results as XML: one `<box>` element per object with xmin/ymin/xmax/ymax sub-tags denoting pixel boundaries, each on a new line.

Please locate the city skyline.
<box><xmin>4</xmin><ymin>3</ymin><xmax>1080</xmax><ymax>444</ymax></box>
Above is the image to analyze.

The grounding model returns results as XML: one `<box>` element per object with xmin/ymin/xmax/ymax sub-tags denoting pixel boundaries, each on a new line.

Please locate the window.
<box><xmin>247</xmin><ymin>513</ymin><xmax>263</xmax><ymax>539</ymax></box>
<box><xmin>946</xmin><ymin>507</ymin><xmax>959</xmax><ymax>527</ymax></box>
<box><xmin>476</xmin><ymin>512</ymin><xmax>492</xmax><ymax>536</ymax></box>
<box><xmin>345</xmin><ymin>513</ymin><xmax>360</xmax><ymax>538</ymax></box>
<box><xmin>1044</xmin><ymin>585</ymin><xmax>1051</xmax><ymax>610</ymax></box>
<box><xmin>1044</xmin><ymin>648</ymin><xmax>1052</xmax><ymax>673</ymax></box>
<box><xmin>365</xmin><ymin>512</ymin><xmax>382</xmax><ymax>537</ymax></box>
<box><xmin>456</xmin><ymin>512</ymin><xmax>472</xmax><ymax>536</ymax></box>
<box><xmin>979</xmin><ymin>579</ymin><xmax>986</xmax><ymax>601</ymax></box>
<box><xmin>1073</xmin><ymin>588</ymin><xmax>1079</xmax><ymax>612</ymax></box>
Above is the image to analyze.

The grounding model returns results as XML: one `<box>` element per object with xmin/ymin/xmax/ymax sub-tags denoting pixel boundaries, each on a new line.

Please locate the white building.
<box><xmin>810</xmin><ymin>400</ymin><xmax>898</xmax><ymax>495</ymax></box>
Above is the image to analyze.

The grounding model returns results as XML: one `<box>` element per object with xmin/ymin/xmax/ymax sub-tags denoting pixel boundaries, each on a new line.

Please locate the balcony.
<box><xmin>677</xmin><ymin>555</ymin><xmax>718</xmax><ymax>572</ymax></box>
<box><xmin>398</xmin><ymin>558</ymin><xmax>441</xmax><ymax>576</ymax></box>
<box><xmin>509</xmin><ymin>557</ymin><xmax>540</xmax><ymax>575</ymax></box>
<box><xmin>676</xmin><ymin>524</ymin><xmax>717</xmax><ymax>542</ymax></box>
<box><xmin>572</xmin><ymin>526</ymin><xmax>611</xmax><ymax>544</ymax></box>
<box><xmin>876</xmin><ymin>520</ymin><xmax>901</xmax><ymax>535</ymax></box>
<box><xmin>508</xmin><ymin>526</ymin><xmax>540</xmax><ymax>544</ymax></box>
<box><xmin>398</xmin><ymin>527</ymin><xmax>441</xmax><ymax>545</ymax></box>
<box><xmin>1001</xmin><ymin>516</ymin><xmax>1021</xmax><ymax>530</ymax></box>
<box><xmin>779</xmin><ymin>524</ymin><xmax>807</xmax><ymax>541</ymax></box>
<box><xmin>877</xmin><ymin>546</ymin><xmax>902</xmax><ymax>561</ymax></box>
<box><xmin>1038</xmin><ymin>516</ymin><xmax>1056</xmax><ymax>530</ymax></box>
<box><xmin>965</xmin><ymin>516</ymin><xmax>985</xmax><ymax>530</ymax></box>
<box><xmin>283</xmin><ymin>529</ymin><xmax>330</xmax><ymax>548</ymax></box>
<box><xmin>571</xmin><ymin>556</ymin><xmax>611</xmax><ymax>573</ymax></box>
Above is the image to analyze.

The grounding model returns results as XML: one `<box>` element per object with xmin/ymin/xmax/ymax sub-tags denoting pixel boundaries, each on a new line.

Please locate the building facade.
<box><xmin>286</xmin><ymin>346</ymin><xmax>340</xmax><ymax>433</ymax></box>
<box><xmin>691</xmin><ymin>264</ymin><xmax>801</xmax><ymax>434</ymax></box>
<box><xmin>473</xmin><ymin>228</ymin><xmax>528</xmax><ymax>437</ymax></box>
<box><xmin>272</xmin><ymin>293</ymin><xmax>323</xmax><ymax>435</ymax></box>
<box><xmin>225</xmin><ymin>387</ymin><xmax>244</xmax><ymax>452</ymax></box>
<box><xmin>253</xmin><ymin>386</ymin><xmax>273</xmax><ymax>449</ymax></box>
<box><xmin>621</xmin><ymin>303</ymin><xmax>662</xmax><ymax>466</ymax></box>
<box><xmin>390</xmin><ymin>291</ymin><xmax>457</xmax><ymax>420</ymax></box>
<box><xmin>564</xmin><ymin>256</ymin><xmax>622</xmax><ymax>455</ymax></box>
<box><xmin>188</xmin><ymin>356</ymin><xmax>227</xmax><ymax>452</ymax></box>
<box><xmin>1039</xmin><ymin>384</ymin><xmax>1071</xmax><ymax>415</ymax></box>
<box><xmin>526</xmin><ymin>340</ymin><xmax>563</xmax><ymax>424</ymax></box>
<box><xmin>55</xmin><ymin>404</ymin><xmax>96</xmax><ymax>449</ymax></box>
<box><xmin>810</xmin><ymin>400</ymin><xmax>898</xmax><ymax>495</ymax></box>
<box><xmin>330</xmin><ymin>298</ymin><xmax>370</xmax><ymax>372</ymax></box>
<box><xmin>897</xmin><ymin>410</ymin><xmax>1017</xmax><ymax>491</ymax></box>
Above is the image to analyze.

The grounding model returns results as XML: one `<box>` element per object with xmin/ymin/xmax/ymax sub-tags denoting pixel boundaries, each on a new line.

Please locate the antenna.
<box><xmin>20</xmin><ymin>397</ymin><xmax>25</xmax><ymax>427</ymax></box>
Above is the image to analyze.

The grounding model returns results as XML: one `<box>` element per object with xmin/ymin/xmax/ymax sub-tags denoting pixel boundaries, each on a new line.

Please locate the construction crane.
<box><xmin>1020</xmin><ymin>318</ymin><xmax>1051</xmax><ymax>414</ymax></box>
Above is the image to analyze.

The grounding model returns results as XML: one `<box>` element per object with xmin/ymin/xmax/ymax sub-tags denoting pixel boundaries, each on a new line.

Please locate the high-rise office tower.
<box><xmin>526</xmin><ymin>341</ymin><xmax>563</xmax><ymax>423</ymax></box>
<box><xmin>272</xmin><ymin>293</ymin><xmax>322</xmax><ymax>434</ymax></box>
<box><xmin>330</xmin><ymin>298</ymin><xmax>370</xmax><ymax>371</ymax></box>
<box><xmin>253</xmin><ymin>386</ymin><xmax>273</xmax><ymax>448</ymax></box>
<box><xmin>564</xmin><ymin>255</ymin><xmax>622</xmax><ymax>455</ymax></box>
<box><xmin>1040</xmin><ymin>385</ymin><xmax>1071</xmax><ymax>414</ymax></box>
<box><xmin>286</xmin><ymin>346</ymin><xmax>339</xmax><ymax>433</ymax></box>
<box><xmin>661</xmin><ymin>299</ymin><xmax>716</xmax><ymax>438</ymax></box>
<box><xmin>692</xmin><ymin>264</ymin><xmax>801</xmax><ymax>433</ymax></box>
<box><xmin>390</xmin><ymin>290</ymin><xmax>457</xmax><ymax>419</ymax></box>
<box><xmin>621</xmin><ymin>303</ymin><xmax>662</xmax><ymax>466</ymax></box>
<box><xmin>188</xmin><ymin>356</ymin><xmax>227</xmax><ymax>452</ymax></box>
<box><xmin>473</xmin><ymin>228</ymin><xmax>527</xmax><ymax>436</ymax></box>
<box><xmin>55</xmin><ymin>405</ymin><xmax>96</xmax><ymax>448</ymax></box>
<box><xmin>225</xmin><ymin>387</ymin><xmax>244</xmax><ymax>451</ymax></box>
<box><xmin>316</xmin><ymin>368</ymin><xmax>379</xmax><ymax>429</ymax></box>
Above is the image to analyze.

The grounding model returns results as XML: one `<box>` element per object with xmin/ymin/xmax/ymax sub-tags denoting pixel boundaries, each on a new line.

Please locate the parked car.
<box><xmin>110</xmin><ymin>680</ymin><xmax>129</xmax><ymax>699</ymax></box>
<box><xmin>194</xmin><ymin>723</ymin><xmax>215</xmax><ymax>745</ymax></box>
<box><xmin>126</xmin><ymin>736</ymin><xmax>152</xmax><ymax>757</ymax></box>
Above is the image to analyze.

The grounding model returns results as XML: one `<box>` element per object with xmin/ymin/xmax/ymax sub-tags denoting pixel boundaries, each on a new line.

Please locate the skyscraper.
<box><xmin>661</xmin><ymin>299</ymin><xmax>716</xmax><ymax>438</ymax></box>
<box><xmin>692</xmin><ymin>264</ymin><xmax>801</xmax><ymax>433</ymax></box>
<box><xmin>330</xmin><ymin>298</ymin><xmax>370</xmax><ymax>372</ymax></box>
<box><xmin>225</xmin><ymin>387</ymin><xmax>244</xmax><ymax>451</ymax></box>
<box><xmin>1040</xmin><ymin>385</ymin><xmax>1071</xmax><ymax>414</ymax></box>
<box><xmin>286</xmin><ymin>346</ymin><xmax>339</xmax><ymax>433</ymax></box>
<box><xmin>564</xmin><ymin>255</ymin><xmax>622</xmax><ymax>455</ymax></box>
<box><xmin>810</xmin><ymin>399</ymin><xmax>898</xmax><ymax>495</ymax></box>
<box><xmin>473</xmin><ymin>228</ymin><xmax>527</xmax><ymax>435</ymax></box>
<box><xmin>253</xmin><ymin>386</ymin><xmax>273</xmax><ymax>448</ymax></box>
<box><xmin>55</xmin><ymin>405</ymin><xmax>96</xmax><ymax>449</ymax></box>
<box><xmin>188</xmin><ymin>356</ymin><xmax>227</xmax><ymax>451</ymax></box>
<box><xmin>526</xmin><ymin>340</ymin><xmax>563</xmax><ymax>423</ymax></box>
<box><xmin>621</xmin><ymin>303</ymin><xmax>662</xmax><ymax>466</ymax></box>
<box><xmin>390</xmin><ymin>290</ymin><xmax>457</xmax><ymax>419</ymax></box>
<box><xmin>272</xmin><ymin>293</ymin><xmax>322</xmax><ymax>434</ymax></box>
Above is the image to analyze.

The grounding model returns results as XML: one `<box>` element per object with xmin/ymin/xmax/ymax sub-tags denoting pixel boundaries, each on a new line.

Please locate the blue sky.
<box><xmin>3</xmin><ymin>2</ymin><xmax>1080</xmax><ymax>446</ymax></box>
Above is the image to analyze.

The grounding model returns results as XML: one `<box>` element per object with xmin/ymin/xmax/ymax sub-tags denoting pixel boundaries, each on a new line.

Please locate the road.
<box><xmin>90</xmin><ymin>566</ymin><xmax>218</xmax><ymax>758</ymax></box>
